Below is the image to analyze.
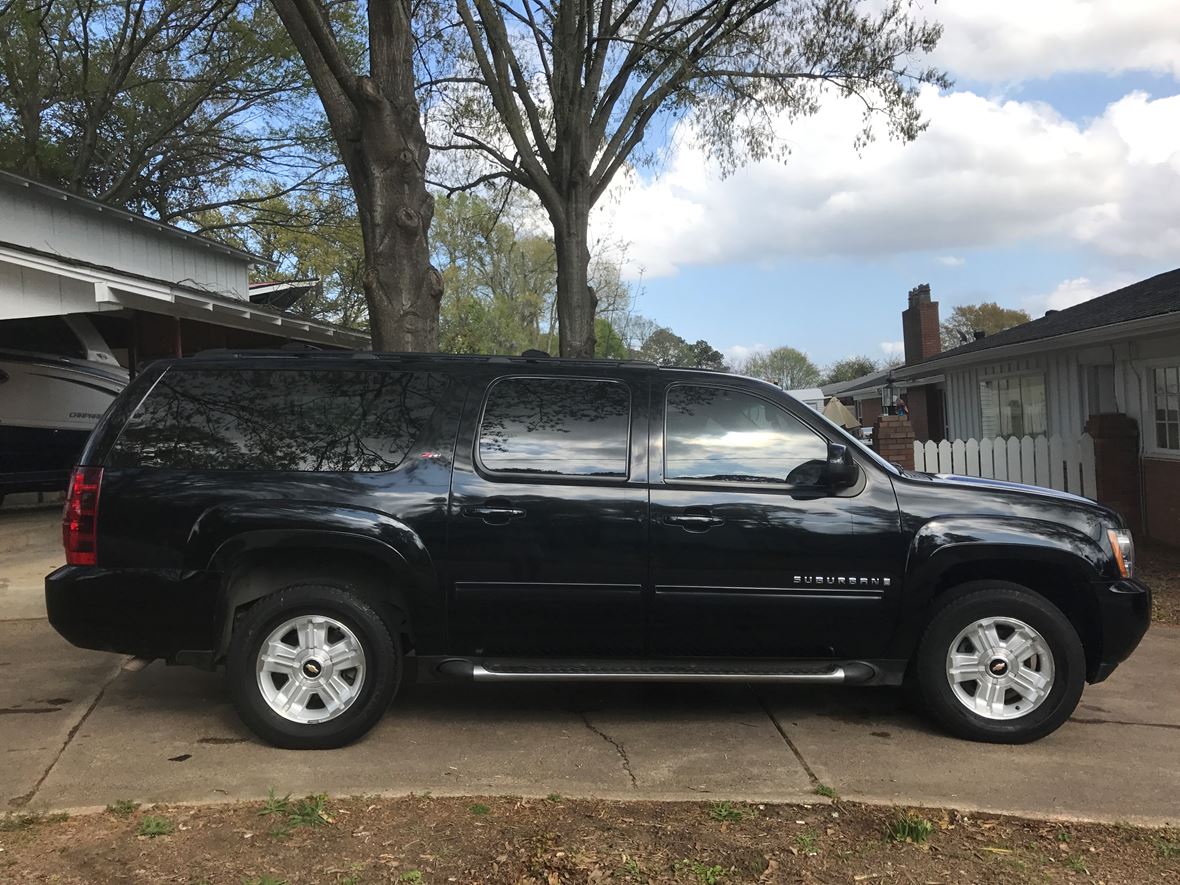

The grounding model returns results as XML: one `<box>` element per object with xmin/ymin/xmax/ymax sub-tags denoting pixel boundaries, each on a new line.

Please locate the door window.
<box><xmin>477</xmin><ymin>377</ymin><xmax>630</xmax><ymax>478</ymax></box>
<box><xmin>664</xmin><ymin>384</ymin><xmax>827</xmax><ymax>485</ymax></box>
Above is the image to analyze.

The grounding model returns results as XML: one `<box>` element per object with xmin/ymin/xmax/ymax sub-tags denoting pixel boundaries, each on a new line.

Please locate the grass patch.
<box><xmin>884</xmin><ymin>812</ymin><xmax>934</xmax><ymax>844</ymax></box>
<box><xmin>469</xmin><ymin>802</ymin><xmax>491</xmax><ymax>816</ymax></box>
<box><xmin>675</xmin><ymin>859</ymin><xmax>728</xmax><ymax>884</ymax></box>
<box><xmin>259</xmin><ymin>787</ymin><xmax>292</xmax><ymax>817</ymax></box>
<box><xmin>814</xmin><ymin>784</ymin><xmax>838</xmax><ymax>799</ymax></box>
<box><xmin>243</xmin><ymin>877</ymin><xmax>288</xmax><ymax>885</ymax></box>
<box><xmin>0</xmin><ymin>811</ymin><xmax>68</xmax><ymax>832</ymax></box>
<box><xmin>136</xmin><ymin>815</ymin><xmax>174</xmax><ymax>838</ymax></box>
<box><xmin>620</xmin><ymin>856</ymin><xmax>644</xmax><ymax>879</ymax></box>
<box><xmin>398</xmin><ymin>871</ymin><xmax>423</xmax><ymax>883</ymax></box>
<box><xmin>289</xmin><ymin>794</ymin><xmax>330</xmax><ymax>828</ymax></box>
<box><xmin>1066</xmin><ymin>855</ymin><xmax>1090</xmax><ymax>874</ymax></box>
<box><xmin>707</xmin><ymin>801</ymin><xmax>743</xmax><ymax>823</ymax></box>
<box><xmin>106</xmin><ymin>799</ymin><xmax>140</xmax><ymax>817</ymax></box>
<box><xmin>258</xmin><ymin>790</ymin><xmax>331</xmax><ymax>836</ymax></box>
<box><xmin>794</xmin><ymin>830</ymin><xmax>819</xmax><ymax>854</ymax></box>
<box><xmin>1156</xmin><ymin>837</ymin><xmax>1180</xmax><ymax>859</ymax></box>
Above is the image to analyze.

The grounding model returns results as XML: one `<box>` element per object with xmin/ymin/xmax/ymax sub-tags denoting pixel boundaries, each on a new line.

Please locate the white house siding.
<box><xmin>0</xmin><ymin>259</ymin><xmax>98</xmax><ymax>320</ymax></box>
<box><xmin>940</xmin><ymin>328</ymin><xmax>1180</xmax><ymax>445</ymax></box>
<box><xmin>0</xmin><ymin>180</ymin><xmax>248</xmax><ymax>299</ymax></box>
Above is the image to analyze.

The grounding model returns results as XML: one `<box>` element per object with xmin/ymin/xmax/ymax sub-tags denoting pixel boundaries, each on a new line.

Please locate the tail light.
<box><xmin>64</xmin><ymin>466</ymin><xmax>103</xmax><ymax>566</ymax></box>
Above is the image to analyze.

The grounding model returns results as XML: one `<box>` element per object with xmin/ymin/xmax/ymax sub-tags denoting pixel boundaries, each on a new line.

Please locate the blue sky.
<box><xmin>593</xmin><ymin>2</ymin><xmax>1180</xmax><ymax>369</ymax></box>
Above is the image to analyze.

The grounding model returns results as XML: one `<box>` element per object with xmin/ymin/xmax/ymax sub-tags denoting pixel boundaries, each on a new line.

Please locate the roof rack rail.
<box><xmin>188</xmin><ymin>348</ymin><xmax>661</xmax><ymax>368</ymax></box>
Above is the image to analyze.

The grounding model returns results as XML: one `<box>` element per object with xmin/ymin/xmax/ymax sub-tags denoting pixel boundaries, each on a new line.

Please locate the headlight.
<box><xmin>1107</xmin><ymin>528</ymin><xmax>1134</xmax><ymax>578</ymax></box>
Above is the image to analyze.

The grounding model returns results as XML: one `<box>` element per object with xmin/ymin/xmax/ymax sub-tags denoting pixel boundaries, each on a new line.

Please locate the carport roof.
<box><xmin>0</xmin><ymin>170</ymin><xmax>274</xmax><ymax>267</ymax></box>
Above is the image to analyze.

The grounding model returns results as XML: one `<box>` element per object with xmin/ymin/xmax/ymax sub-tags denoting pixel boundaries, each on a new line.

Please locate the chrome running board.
<box><xmin>432</xmin><ymin>657</ymin><xmax>878</xmax><ymax>684</ymax></box>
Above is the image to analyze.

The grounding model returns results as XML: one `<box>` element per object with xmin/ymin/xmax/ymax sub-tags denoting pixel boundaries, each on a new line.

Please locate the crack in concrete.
<box><xmin>1069</xmin><ymin>717</ymin><xmax>1180</xmax><ymax>731</ymax></box>
<box><xmin>580</xmin><ymin>713</ymin><xmax>637</xmax><ymax>788</ymax></box>
<box><xmin>9</xmin><ymin>658</ymin><xmax>126</xmax><ymax>808</ymax></box>
<box><xmin>751</xmin><ymin>687</ymin><xmax>820</xmax><ymax>787</ymax></box>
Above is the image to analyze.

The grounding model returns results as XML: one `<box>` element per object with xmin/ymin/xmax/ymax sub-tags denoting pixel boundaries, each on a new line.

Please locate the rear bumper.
<box><xmin>45</xmin><ymin>565</ymin><xmax>217</xmax><ymax>662</ymax></box>
<box><xmin>1089</xmin><ymin>578</ymin><xmax>1152</xmax><ymax>683</ymax></box>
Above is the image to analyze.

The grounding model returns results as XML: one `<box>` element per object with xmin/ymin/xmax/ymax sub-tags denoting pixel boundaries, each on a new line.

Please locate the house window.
<box><xmin>1153</xmin><ymin>366</ymin><xmax>1180</xmax><ymax>451</ymax></box>
<box><xmin>979</xmin><ymin>374</ymin><xmax>1047</xmax><ymax>438</ymax></box>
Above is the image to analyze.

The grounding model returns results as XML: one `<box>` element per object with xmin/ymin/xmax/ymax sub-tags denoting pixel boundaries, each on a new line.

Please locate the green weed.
<box><xmin>106</xmin><ymin>799</ymin><xmax>140</xmax><ymax>817</ymax></box>
<box><xmin>884</xmin><ymin>812</ymin><xmax>934</xmax><ymax>844</ymax></box>
<box><xmin>137</xmin><ymin>815</ymin><xmax>174</xmax><ymax>837</ymax></box>
<box><xmin>814</xmin><ymin>784</ymin><xmax>838</xmax><ymax>799</ymax></box>
<box><xmin>469</xmin><ymin>802</ymin><xmax>491</xmax><ymax>816</ymax></box>
<box><xmin>707</xmin><ymin>801</ymin><xmax>743</xmax><ymax>823</ymax></box>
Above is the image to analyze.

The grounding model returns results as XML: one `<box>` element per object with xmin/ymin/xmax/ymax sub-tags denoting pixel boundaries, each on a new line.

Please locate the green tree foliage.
<box><xmin>738</xmin><ymin>347</ymin><xmax>821</xmax><ymax>388</ymax></box>
<box><xmin>941</xmin><ymin>303</ymin><xmax>1032</xmax><ymax>351</ymax></box>
<box><xmin>431</xmin><ymin>0</ymin><xmax>949</xmax><ymax>356</ymax></box>
<box><xmin>431</xmin><ymin>192</ymin><xmax>644</xmax><ymax>358</ymax></box>
<box><xmin>0</xmin><ymin>0</ymin><xmax>321</xmax><ymax>221</ymax></box>
<box><xmin>823</xmin><ymin>355</ymin><xmax>880</xmax><ymax>385</ymax></box>
<box><xmin>636</xmin><ymin>327</ymin><xmax>726</xmax><ymax>369</ymax></box>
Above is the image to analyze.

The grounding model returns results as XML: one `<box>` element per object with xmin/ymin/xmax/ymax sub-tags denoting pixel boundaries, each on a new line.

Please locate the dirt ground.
<box><xmin>1</xmin><ymin>795</ymin><xmax>1177</xmax><ymax>885</ymax></box>
<box><xmin>1139</xmin><ymin>543</ymin><xmax>1180</xmax><ymax>626</ymax></box>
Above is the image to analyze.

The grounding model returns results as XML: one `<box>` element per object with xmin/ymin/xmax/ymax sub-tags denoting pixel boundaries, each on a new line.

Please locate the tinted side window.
<box><xmin>109</xmin><ymin>368</ymin><xmax>447</xmax><ymax>472</ymax></box>
<box><xmin>478</xmin><ymin>377</ymin><xmax>630</xmax><ymax>477</ymax></box>
<box><xmin>665</xmin><ymin>385</ymin><xmax>827</xmax><ymax>485</ymax></box>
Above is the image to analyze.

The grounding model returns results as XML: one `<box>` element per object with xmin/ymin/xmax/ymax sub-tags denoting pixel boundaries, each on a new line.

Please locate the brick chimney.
<box><xmin>902</xmin><ymin>283</ymin><xmax>941</xmax><ymax>365</ymax></box>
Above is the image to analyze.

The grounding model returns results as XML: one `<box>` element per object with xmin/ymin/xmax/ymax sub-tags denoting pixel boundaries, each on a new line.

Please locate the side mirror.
<box><xmin>826</xmin><ymin>443</ymin><xmax>858</xmax><ymax>489</ymax></box>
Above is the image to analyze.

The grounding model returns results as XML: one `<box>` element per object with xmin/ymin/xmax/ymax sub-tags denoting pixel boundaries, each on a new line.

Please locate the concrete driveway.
<box><xmin>3</xmin><ymin>507</ymin><xmax>1177</xmax><ymax>825</ymax></box>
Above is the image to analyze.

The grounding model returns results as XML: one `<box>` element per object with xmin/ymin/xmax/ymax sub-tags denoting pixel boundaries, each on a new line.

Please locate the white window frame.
<box><xmin>1143</xmin><ymin>358</ymin><xmax>1180</xmax><ymax>460</ymax></box>
<box><xmin>978</xmin><ymin>370</ymin><xmax>1048</xmax><ymax>439</ymax></box>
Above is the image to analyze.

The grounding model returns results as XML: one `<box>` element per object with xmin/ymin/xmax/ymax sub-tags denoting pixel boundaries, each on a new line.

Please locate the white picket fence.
<box><xmin>912</xmin><ymin>434</ymin><xmax>1096</xmax><ymax>499</ymax></box>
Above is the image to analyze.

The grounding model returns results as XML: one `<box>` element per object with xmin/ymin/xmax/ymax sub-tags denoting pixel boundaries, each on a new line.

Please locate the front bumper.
<box><xmin>1089</xmin><ymin>577</ymin><xmax>1151</xmax><ymax>683</ymax></box>
<box><xmin>46</xmin><ymin>565</ymin><xmax>217</xmax><ymax>662</ymax></box>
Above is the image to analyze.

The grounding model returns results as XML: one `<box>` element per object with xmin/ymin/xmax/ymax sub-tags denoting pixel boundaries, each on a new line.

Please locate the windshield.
<box><xmin>809</xmin><ymin>406</ymin><xmax>902</xmax><ymax>475</ymax></box>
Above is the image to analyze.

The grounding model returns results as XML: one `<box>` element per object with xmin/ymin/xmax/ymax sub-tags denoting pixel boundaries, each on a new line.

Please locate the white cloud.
<box><xmin>1023</xmin><ymin>275</ymin><xmax>1137</xmax><ymax>317</ymax></box>
<box><xmin>595</xmin><ymin>88</ymin><xmax>1180</xmax><ymax>279</ymax></box>
<box><xmin>723</xmin><ymin>343</ymin><xmax>768</xmax><ymax>367</ymax></box>
<box><xmin>929</xmin><ymin>0</ymin><xmax>1180</xmax><ymax>81</ymax></box>
<box><xmin>880</xmin><ymin>341</ymin><xmax>905</xmax><ymax>359</ymax></box>
<box><xmin>936</xmin><ymin>256</ymin><xmax>965</xmax><ymax>267</ymax></box>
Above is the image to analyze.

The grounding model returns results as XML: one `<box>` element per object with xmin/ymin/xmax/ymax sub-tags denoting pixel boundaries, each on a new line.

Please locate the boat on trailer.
<box><xmin>0</xmin><ymin>315</ymin><xmax>128</xmax><ymax>496</ymax></box>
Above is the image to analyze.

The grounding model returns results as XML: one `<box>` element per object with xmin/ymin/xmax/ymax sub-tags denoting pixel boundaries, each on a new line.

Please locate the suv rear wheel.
<box><xmin>227</xmin><ymin>584</ymin><xmax>402</xmax><ymax>749</ymax></box>
<box><xmin>915</xmin><ymin>582</ymin><xmax>1085</xmax><ymax>743</ymax></box>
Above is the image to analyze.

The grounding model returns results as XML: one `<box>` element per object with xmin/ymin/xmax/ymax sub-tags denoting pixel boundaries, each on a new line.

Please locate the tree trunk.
<box><xmin>338</xmin><ymin>79</ymin><xmax>442</xmax><ymax>353</ymax></box>
<box><xmin>551</xmin><ymin>190</ymin><xmax>596</xmax><ymax>359</ymax></box>
<box><xmin>270</xmin><ymin>0</ymin><xmax>442</xmax><ymax>353</ymax></box>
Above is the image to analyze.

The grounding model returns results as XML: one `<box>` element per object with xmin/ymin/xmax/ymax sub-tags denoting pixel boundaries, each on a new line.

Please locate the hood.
<box><xmin>930</xmin><ymin>473</ymin><xmax>1100</xmax><ymax>508</ymax></box>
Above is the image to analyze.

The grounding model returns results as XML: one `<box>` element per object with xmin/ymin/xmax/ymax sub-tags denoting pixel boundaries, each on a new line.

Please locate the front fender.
<box><xmin>892</xmin><ymin>515</ymin><xmax>1108</xmax><ymax>656</ymax></box>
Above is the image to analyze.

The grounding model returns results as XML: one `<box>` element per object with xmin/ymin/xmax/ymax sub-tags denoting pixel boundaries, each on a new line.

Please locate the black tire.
<box><xmin>227</xmin><ymin>584</ymin><xmax>402</xmax><ymax>749</ymax></box>
<box><xmin>914</xmin><ymin>582</ymin><xmax>1085</xmax><ymax>744</ymax></box>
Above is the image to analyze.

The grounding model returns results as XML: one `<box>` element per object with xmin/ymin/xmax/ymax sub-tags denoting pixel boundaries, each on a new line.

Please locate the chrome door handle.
<box><xmin>664</xmin><ymin>514</ymin><xmax>725</xmax><ymax>529</ymax></box>
<box><xmin>461</xmin><ymin>504</ymin><xmax>526</xmax><ymax>523</ymax></box>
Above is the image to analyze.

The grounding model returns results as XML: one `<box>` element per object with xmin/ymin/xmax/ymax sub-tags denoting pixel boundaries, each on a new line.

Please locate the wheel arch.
<box><xmin>897</xmin><ymin>517</ymin><xmax>1109</xmax><ymax>681</ymax></box>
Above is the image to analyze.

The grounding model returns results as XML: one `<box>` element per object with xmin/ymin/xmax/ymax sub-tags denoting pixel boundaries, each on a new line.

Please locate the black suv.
<box><xmin>47</xmin><ymin>352</ymin><xmax>1150</xmax><ymax>749</ymax></box>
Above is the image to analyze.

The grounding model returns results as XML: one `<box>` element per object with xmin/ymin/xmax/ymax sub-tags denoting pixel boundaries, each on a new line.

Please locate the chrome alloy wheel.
<box><xmin>256</xmin><ymin>615</ymin><xmax>366</xmax><ymax>724</ymax></box>
<box><xmin>945</xmin><ymin>616</ymin><xmax>1055</xmax><ymax>720</ymax></box>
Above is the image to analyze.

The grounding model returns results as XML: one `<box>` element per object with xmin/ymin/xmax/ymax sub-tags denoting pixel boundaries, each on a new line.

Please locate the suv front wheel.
<box><xmin>915</xmin><ymin>582</ymin><xmax>1085</xmax><ymax>743</ymax></box>
<box><xmin>227</xmin><ymin>584</ymin><xmax>402</xmax><ymax>749</ymax></box>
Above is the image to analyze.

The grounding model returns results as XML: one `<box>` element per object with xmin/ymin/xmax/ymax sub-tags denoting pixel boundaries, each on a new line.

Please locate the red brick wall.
<box><xmin>858</xmin><ymin>398</ymin><xmax>881</xmax><ymax>428</ymax></box>
<box><xmin>902</xmin><ymin>289</ymin><xmax>941</xmax><ymax>364</ymax></box>
<box><xmin>905</xmin><ymin>386</ymin><xmax>931</xmax><ymax>441</ymax></box>
<box><xmin>872</xmin><ymin>415</ymin><xmax>916</xmax><ymax>470</ymax></box>
<box><xmin>1085</xmin><ymin>413</ymin><xmax>1142</xmax><ymax>534</ymax></box>
<box><xmin>1144</xmin><ymin>458</ymin><xmax>1180</xmax><ymax>547</ymax></box>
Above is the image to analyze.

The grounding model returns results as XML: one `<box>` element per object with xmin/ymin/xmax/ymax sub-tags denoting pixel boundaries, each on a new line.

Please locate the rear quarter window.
<box><xmin>107</xmin><ymin>368</ymin><xmax>448</xmax><ymax>472</ymax></box>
